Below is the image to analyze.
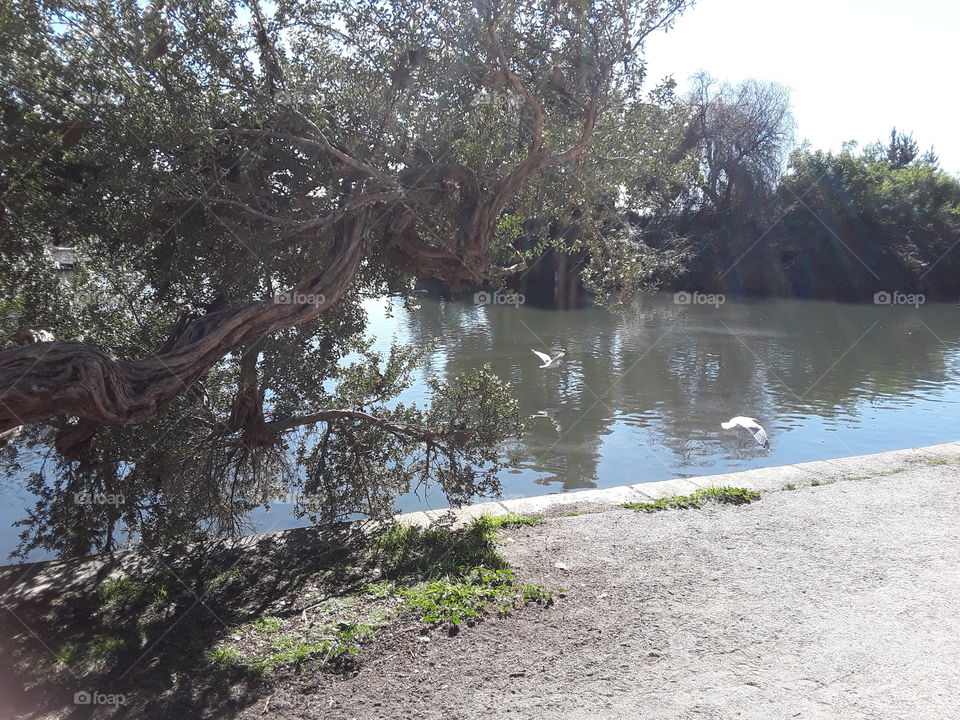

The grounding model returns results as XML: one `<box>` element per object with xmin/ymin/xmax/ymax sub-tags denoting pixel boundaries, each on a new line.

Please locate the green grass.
<box><xmin>251</xmin><ymin>616</ymin><xmax>283</xmax><ymax>634</ymax></box>
<box><xmin>621</xmin><ymin>486</ymin><xmax>760</xmax><ymax>512</ymax></box>
<box><xmin>251</xmin><ymin>636</ymin><xmax>331</xmax><ymax>670</ymax></box>
<box><xmin>205</xmin><ymin>645</ymin><xmax>242</xmax><ymax>666</ymax></box>
<box><xmin>811</xmin><ymin>479</ymin><xmax>821</xmax><ymax>486</ymax></box>
<box><xmin>85</xmin><ymin>634</ymin><xmax>126</xmax><ymax>667</ymax></box>
<box><xmin>98</xmin><ymin>572</ymin><xmax>175</xmax><ymax>610</ymax></box>
<box><xmin>370</xmin><ymin>518</ymin><xmax>555</xmax><ymax>624</ymax></box>
<box><xmin>480</xmin><ymin>513</ymin><xmax>544</xmax><ymax>529</ymax></box>
<box><xmin>200</xmin><ymin>516</ymin><xmax>556</xmax><ymax>674</ymax></box>
<box><xmin>372</xmin><ymin>520</ymin><xmax>507</xmax><ymax>579</ymax></box>
<box><xmin>54</xmin><ymin>641</ymin><xmax>82</xmax><ymax>666</ymax></box>
<box><xmin>783</xmin><ymin>483</ymin><xmax>797</xmax><ymax>490</ymax></box>
<box><xmin>208</xmin><ymin>567</ymin><xmax>244</xmax><ymax>587</ymax></box>
<box><xmin>397</xmin><ymin>567</ymin><xmax>554</xmax><ymax>625</ymax></box>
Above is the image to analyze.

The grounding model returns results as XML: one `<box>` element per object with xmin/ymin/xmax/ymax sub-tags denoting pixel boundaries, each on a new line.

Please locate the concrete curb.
<box><xmin>396</xmin><ymin>441</ymin><xmax>960</xmax><ymax>527</ymax></box>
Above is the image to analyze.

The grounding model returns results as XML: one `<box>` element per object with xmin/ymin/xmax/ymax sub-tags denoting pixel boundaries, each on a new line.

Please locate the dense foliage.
<box><xmin>0</xmin><ymin>0</ymin><xmax>692</xmax><ymax>556</ymax></box>
<box><xmin>638</xmin><ymin>114</ymin><xmax>960</xmax><ymax>301</ymax></box>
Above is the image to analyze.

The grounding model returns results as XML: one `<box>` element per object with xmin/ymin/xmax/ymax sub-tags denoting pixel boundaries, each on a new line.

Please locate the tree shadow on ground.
<box><xmin>0</xmin><ymin>524</ymin><xmax>374</xmax><ymax>719</ymax></box>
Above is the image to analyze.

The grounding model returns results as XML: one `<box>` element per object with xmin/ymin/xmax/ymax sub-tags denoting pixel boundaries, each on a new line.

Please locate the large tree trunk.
<box><xmin>0</xmin><ymin>214</ymin><xmax>368</xmax><ymax>445</ymax></box>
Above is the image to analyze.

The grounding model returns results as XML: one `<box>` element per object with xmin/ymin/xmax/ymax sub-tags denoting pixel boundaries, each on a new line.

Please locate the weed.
<box><xmin>334</xmin><ymin>621</ymin><xmax>375</xmax><ymax>649</ymax></box>
<box><xmin>252</xmin><ymin>636</ymin><xmax>329</xmax><ymax>670</ymax></box>
<box><xmin>398</xmin><ymin>567</ymin><xmax>553</xmax><ymax>624</ymax></box>
<box><xmin>205</xmin><ymin>646</ymin><xmax>241</xmax><ymax>666</ymax></box>
<box><xmin>54</xmin><ymin>641</ymin><xmax>81</xmax><ymax>666</ymax></box>
<box><xmin>784</xmin><ymin>483</ymin><xmax>796</xmax><ymax>490</ymax></box>
<box><xmin>373</xmin><ymin>520</ymin><xmax>506</xmax><ymax>580</ymax></box>
<box><xmin>621</xmin><ymin>486</ymin><xmax>760</xmax><ymax>513</ymax></box>
<box><xmin>85</xmin><ymin>634</ymin><xmax>126</xmax><ymax>667</ymax></box>
<box><xmin>480</xmin><ymin>513</ymin><xmax>544</xmax><ymax>529</ymax></box>
<box><xmin>361</xmin><ymin>580</ymin><xmax>396</xmax><ymax>598</ymax></box>
<box><xmin>98</xmin><ymin>572</ymin><xmax>175</xmax><ymax>610</ymax></box>
<box><xmin>208</xmin><ymin>567</ymin><xmax>243</xmax><ymax>587</ymax></box>
<box><xmin>251</xmin><ymin>616</ymin><xmax>282</xmax><ymax>634</ymax></box>
<box><xmin>811</xmin><ymin>479</ymin><xmax>821</xmax><ymax>486</ymax></box>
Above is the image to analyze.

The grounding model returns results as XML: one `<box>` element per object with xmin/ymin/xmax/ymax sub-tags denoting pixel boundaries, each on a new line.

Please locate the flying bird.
<box><xmin>721</xmin><ymin>416</ymin><xmax>770</xmax><ymax>449</ymax></box>
<box><xmin>532</xmin><ymin>349</ymin><xmax>565</xmax><ymax>368</ymax></box>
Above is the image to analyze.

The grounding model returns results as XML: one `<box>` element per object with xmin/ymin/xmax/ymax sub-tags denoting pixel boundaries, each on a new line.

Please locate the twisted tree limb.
<box><xmin>0</xmin><ymin>212</ymin><xmax>369</xmax><ymax>442</ymax></box>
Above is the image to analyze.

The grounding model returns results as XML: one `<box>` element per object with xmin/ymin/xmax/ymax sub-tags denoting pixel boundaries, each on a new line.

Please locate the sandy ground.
<box><xmin>247</xmin><ymin>461</ymin><xmax>960</xmax><ymax>720</ymax></box>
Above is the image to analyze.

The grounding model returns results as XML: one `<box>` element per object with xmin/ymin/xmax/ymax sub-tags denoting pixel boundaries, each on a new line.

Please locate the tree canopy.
<box><xmin>0</xmin><ymin>0</ymin><xmax>691</xmax><ymax>556</ymax></box>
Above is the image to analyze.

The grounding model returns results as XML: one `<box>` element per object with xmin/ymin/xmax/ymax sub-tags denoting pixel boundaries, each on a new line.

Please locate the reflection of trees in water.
<box><xmin>7</xmin><ymin>296</ymin><xmax>957</xmax><ymax>560</ymax></box>
<box><xmin>402</xmin><ymin>294</ymin><xmax>960</xmax><ymax>491</ymax></box>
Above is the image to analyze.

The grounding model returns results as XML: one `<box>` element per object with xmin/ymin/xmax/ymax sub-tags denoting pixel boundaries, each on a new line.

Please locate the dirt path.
<box><xmin>246</xmin><ymin>461</ymin><xmax>960</xmax><ymax>720</ymax></box>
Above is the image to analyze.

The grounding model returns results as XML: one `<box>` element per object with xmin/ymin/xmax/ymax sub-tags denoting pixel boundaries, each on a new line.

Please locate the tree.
<box><xmin>0</xmin><ymin>0</ymin><xmax>690</xmax><ymax>554</ymax></box>
<box><xmin>885</xmin><ymin>127</ymin><xmax>919</xmax><ymax>169</ymax></box>
<box><xmin>774</xmin><ymin>143</ymin><xmax>960</xmax><ymax>300</ymax></box>
<box><xmin>683</xmin><ymin>73</ymin><xmax>794</xmax><ymax>216</ymax></box>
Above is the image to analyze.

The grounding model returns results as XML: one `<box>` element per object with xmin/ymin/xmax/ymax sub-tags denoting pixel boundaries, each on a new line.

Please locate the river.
<box><xmin>3</xmin><ymin>293</ymin><xmax>959</xmax><ymax>560</ymax></box>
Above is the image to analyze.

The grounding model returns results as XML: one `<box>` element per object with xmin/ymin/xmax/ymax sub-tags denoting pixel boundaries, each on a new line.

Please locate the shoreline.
<box><xmin>3</xmin><ymin>440</ymin><xmax>956</xmax><ymax>584</ymax></box>
<box><xmin>396</xmin><ymin>439</ymin><xmax>960</xmax><ymax>527</ymax></box>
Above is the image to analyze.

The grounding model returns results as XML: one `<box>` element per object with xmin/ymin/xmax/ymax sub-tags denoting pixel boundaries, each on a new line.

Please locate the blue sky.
<box><xmin>643</xmin><ymin>0</ymin><xmax>959</xmax><ymax>175</ymax></box>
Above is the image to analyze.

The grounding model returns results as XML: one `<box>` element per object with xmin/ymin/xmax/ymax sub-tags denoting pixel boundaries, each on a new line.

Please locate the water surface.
<box><xmin>5</xmin><ymin>293</ymin><xmax>960</xmax><ymax>560</ymax></box>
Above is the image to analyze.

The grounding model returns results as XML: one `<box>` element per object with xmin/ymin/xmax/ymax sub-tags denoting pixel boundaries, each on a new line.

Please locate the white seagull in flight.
<box><xmin>721</xmin><ymin>416</ymin><xmax>770</xmax><ymax>449</ymax></box>
<box><xmin>531</xmin><ymin>349</ymin><xmax>565</xmax><ymax>368</ymax></box>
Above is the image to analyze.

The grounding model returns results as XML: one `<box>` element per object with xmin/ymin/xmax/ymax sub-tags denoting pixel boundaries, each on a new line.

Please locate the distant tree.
<box><xmin>775</xmin><ymin>144</ymin><xmax>960</xmax><ymax>299</ymax></box>
<box><xmin>885</xmin><ymin>127</ymin><xmax>920</xmax><ymax>168</ymax></box>
<box><xmin>864</xmin><ymin>127</ymin><xmax>939</xmax><ymax>170</ymax></box>
<box><xmin>683</xmin><ymin>73</ymin><xmax>795</xmax><ymax>216</ymax></box>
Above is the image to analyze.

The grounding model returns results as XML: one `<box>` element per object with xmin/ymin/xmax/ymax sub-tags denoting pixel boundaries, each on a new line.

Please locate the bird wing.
<box><xmin>531</xmin><ymin>350</ymin><xmax>552</xmax><ymax>364</ymax></box>
<box><xmin>751</xmin><ymin>425</ymin><xmax>769</xmax><ymax>447</ymax></box>
<box><xmin>721</xmin><ymin>416</ymin><xmax>749</xmax><ymax>430</ymax></box>
<box><xmin>722</xmin><ymin>417</ymin><xmax>769</xmax><ymax>446</ymax></box>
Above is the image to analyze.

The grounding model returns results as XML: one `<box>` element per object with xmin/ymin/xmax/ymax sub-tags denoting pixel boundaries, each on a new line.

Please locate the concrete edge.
<box><xmin>396</xmin><ymin>441</ymin><xmax>960</xmax><ymax>527</ymax></box>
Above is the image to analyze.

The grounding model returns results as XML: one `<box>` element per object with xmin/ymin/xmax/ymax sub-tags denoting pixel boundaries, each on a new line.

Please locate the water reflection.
<box><xmin>388</xmin><ymin>293</ymin><xmax>960</xmax><ymax>507</ymax></box>
<box><xmin>3</xmin><ymin>293</ymin><xmax>959</xmax><ymax>560</ymax></box>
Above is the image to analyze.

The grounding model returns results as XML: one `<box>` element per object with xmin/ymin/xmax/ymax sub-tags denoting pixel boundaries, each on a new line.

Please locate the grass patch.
<box><xmin>251</xmin><ymin>636</ymin><xmax>332</xmax><ymax>671</ymax></box>
<box><xmin>54</xmin><ymin>641</ymin><xmax>82</xmax><ymax>666</ymax></box>
<box><xmin>811</xmin><ymin>479</ymin><xmax>821</xmax><ymax>486</ymax></box>
<box><xmin>481</xmin><ymin>513</ymin><xmax>544</xmax><ymax>529</ymax></box>
<box><xmin>251</xmin><ymin>616</ymin><xmax>282</xmax><ymax>634</ymax></box>
<box><xmin>783</xmin><ymin>483</ymin><xmax>797</xmax><ymax>490</ymax></box>
<box><xmin>397</xmin><ymin>567</ymin><xmax>554</xmax><ymax>625</ymax></box>
<box><xmin>372</xmin><ymin>521</ymin><xmax>507</xmax><ymax>579</ymax></box>
<box><xmin>205</xmin><ymin>645</ymin><xmax>242</xmax><ymax>666</ymax></box>
<box><xmin>621</xmin><ymin>486</ymin><xmax>760</xmax><ymax>513</ymax></box>
<box><xmin>200</xmin><ymin>517</ymin><xmax>556</xmax><ymax>674</ymax></box>
<box><xmin>98</xmin><ymin>572</ymin><xmax>176</xmax><ymax>611</ymax></box>
<box><xmin>85</xmin><ymin>634</ymin><xmax>126</xmax><ymax>668</ymax></box>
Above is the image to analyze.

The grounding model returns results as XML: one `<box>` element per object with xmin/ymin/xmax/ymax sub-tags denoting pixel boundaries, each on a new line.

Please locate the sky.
<box><xmin>643</xmin><ymin>0</ymin><xmax>960</xmax><ymax>176</ymax></box>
